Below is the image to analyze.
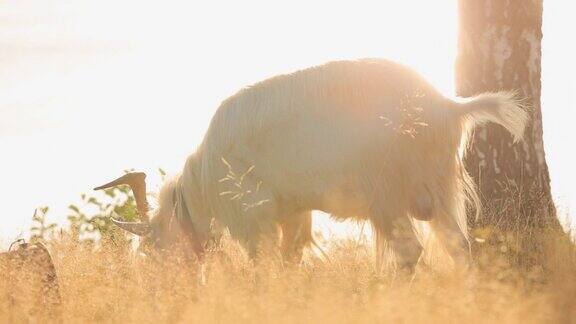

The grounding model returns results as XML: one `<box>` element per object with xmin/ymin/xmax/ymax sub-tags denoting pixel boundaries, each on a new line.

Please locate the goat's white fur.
<box><xmin>146</xmin><ymin>58</ymin><xmax>528</xmax><ymax>269</ymax></box>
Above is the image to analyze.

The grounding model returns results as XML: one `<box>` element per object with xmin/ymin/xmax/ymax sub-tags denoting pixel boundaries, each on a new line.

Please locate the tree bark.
<box><xmin>455</xmin><ymin>0</ymin><xmax>559</xmax><ymax>230</ymax></box>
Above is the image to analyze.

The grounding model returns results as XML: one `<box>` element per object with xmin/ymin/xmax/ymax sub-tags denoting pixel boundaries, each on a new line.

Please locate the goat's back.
<box><xmin>196</xmin><ymin>59</ymin><xmax>456</xmax><ymax>220</ymax></box>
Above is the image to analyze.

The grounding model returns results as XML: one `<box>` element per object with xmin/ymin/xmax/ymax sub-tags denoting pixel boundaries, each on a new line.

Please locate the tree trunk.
<box><xmin>455</xmin><ymin>0</ymin><xmax>559</xmax><ymax>230</ymax></box>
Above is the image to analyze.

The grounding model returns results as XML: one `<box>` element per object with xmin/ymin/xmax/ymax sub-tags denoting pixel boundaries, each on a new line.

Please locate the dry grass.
<box><xmin>1</xmin><ymin>226</ymin><xmax>575</xmax><ymax>324</ymax></box>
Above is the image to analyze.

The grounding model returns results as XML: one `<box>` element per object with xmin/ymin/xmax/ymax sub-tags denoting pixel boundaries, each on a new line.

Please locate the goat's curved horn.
<box><xmin>94</xmin><ymin>172</ymin><xmax>150</xmax><ymax>222</ymax></box>
<box><xmin>110</xmin><ymin>217</ymin><xmax>151</xmax><ymax>236</ymax></box>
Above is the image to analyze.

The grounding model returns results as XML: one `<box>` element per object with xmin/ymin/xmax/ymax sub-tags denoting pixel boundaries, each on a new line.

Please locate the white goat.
<box><xmin>95</xmin><ymin>58</ymin><xmax>528</xmax><ymax>270</ymax></box>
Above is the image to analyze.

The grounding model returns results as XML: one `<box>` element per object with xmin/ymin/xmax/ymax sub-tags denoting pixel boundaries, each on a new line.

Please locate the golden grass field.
<box><xmin>1</xmin><ymin>223</ymin><xmax>575</xmax><ymax>324</ymax></box>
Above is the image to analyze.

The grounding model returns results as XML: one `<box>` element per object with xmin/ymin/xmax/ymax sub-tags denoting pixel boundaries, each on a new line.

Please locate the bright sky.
<box><xmin>0</xmin><ymin>0</ymin><xmax>574</xmax><ymax>244</ymax></box>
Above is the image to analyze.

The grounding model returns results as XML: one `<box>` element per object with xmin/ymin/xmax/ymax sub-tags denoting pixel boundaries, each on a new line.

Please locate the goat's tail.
<box><xmin>453</xmin><ymin>91</ymin><xmax>530</xmax><ymax>142</ymax></box>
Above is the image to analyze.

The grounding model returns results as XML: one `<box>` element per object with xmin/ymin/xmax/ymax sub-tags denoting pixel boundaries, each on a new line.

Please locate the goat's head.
<box><xmin>94</xmin><ymin>172</ymin><xmax>196</xmax><ymax>256</ymax></box>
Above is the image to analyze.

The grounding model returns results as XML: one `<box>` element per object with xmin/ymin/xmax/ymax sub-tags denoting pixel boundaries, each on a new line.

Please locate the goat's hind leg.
<box><xmin>372</xmin><ymin>213</ymin><xmax>423</xmax><ymax>275</ymax></box>
<box><xmin>390</xmin><ymin>216</ymin><xmax>423</xmax><ymax>274</ymax></box>
<box><xmin>428</xmin><ymin>214</ymin><xmax>470</xmax><ymax>269</ymax></box>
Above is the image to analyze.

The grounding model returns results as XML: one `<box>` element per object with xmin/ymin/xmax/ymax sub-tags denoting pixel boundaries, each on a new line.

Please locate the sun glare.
<box><xmin>2</xmin><ymin>2</ymin><xmax>576</xmax><ymax>323</ymax></box>
<box><xmin>0</xmin><ymin>0</ymin><xmax>459</xmax><ymax>242</ymax></box>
